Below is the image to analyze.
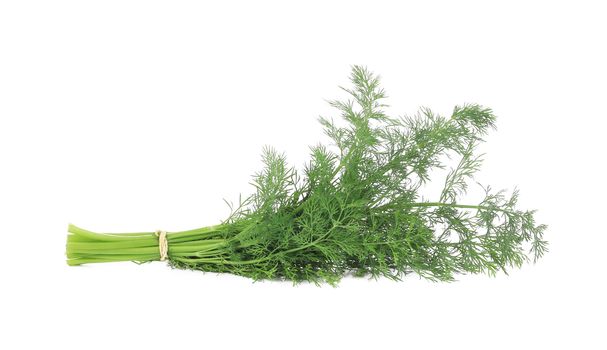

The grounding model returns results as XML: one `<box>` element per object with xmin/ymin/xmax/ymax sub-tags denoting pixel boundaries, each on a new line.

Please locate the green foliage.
<box><xmin>67</xmin><ymin>66</ymin><xmax>547</xmax><ymax>284</ymax></box>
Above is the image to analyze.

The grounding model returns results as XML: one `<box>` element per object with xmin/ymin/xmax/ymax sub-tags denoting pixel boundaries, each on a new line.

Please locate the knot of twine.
<box><xmin>154</xmin><ymin>230</ymin><xmax>168</xmax><ymax>261</ymax></box>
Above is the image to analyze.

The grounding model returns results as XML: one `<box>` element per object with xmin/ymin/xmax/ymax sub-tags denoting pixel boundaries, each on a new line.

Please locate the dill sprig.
<box><xmin>66</xmin><ymin>66</ymin><xmax>547</xmax><ymax>284</ymax></box>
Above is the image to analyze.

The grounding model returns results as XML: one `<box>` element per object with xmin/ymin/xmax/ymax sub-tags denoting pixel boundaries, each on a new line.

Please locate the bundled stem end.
<box><xmin>66</xmin><ymin>224</ymin><xmax>230</xmax><ymax>267</ymax></box>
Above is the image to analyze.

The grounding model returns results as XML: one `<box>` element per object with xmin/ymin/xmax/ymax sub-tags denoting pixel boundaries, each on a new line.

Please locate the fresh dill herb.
<box><xmin>66</xmin><ymin>66</ymin><xmax>547</xmax><ymax>284</ymax></box>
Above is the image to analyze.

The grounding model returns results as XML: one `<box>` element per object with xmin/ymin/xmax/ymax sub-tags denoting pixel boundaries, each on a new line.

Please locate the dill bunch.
<box><xmin>66</xmin><ymin>66</ymin><xmax>547</xmax><ymax>284</ymax></box>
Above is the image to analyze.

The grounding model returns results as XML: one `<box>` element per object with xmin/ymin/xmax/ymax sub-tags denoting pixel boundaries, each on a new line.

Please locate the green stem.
<box><xmin>66</xmin><ymin>223</ymin><xmax>230</xmax><ymax>266</ymax></box>
<box><xmin>67</xmin><ymin>202</ymin><xmax>515</xmax><ymax>267</ymax></box>
<box><xmin>407</xmin><ymin>202</ymin><xmax>516</xmax><ymax>215</ymax></box>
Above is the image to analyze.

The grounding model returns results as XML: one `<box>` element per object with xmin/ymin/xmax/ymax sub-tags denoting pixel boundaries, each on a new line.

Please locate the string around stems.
<box><xmin>155</xmin><ymin>230</ymin><xmax>168</xmax><ymax>261</ymax></box>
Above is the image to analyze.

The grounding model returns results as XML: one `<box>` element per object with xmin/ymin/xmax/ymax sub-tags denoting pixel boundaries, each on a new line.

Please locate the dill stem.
<box><xmin>66</xmin><ymin>223</ymin><xmax>231</xmax><ymax>266</ymax></box>
<box><xmin>407</xmin><ymin>202</ymin><xmax>516</xmax><ymax>215</ymax></box>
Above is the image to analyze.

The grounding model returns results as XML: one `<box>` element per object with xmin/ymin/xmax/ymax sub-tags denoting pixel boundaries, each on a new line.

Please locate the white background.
<box><xmin>1</xmin><ymin>1</ymin><xmax>605</xmax><ymax>349</ymax></box>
